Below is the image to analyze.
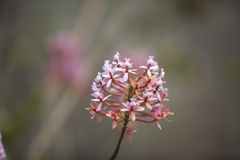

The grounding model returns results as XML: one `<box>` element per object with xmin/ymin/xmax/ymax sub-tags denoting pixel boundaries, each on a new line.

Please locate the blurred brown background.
<box><xmin>0</xmin><ymin>0</ymin><xmax>240</xmax><ymax>160</ymax></box>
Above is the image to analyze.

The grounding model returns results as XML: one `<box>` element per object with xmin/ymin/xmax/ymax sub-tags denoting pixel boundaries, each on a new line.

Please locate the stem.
<box><xmin>109</xmin><ymin>85</ymin><xmax>133</xmax><ymax>160</ymax></box>
<box><xmin>109</xmin><ymin>112</ymin><xmax>129</xmax><ymax>160</ymax></box>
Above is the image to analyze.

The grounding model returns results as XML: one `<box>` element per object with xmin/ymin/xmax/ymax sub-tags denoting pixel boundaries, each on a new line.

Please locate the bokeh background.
<box><xmin>1</xmin><ymin>0</ymin><xmax>240</xmax><ymax>160</ymax></box>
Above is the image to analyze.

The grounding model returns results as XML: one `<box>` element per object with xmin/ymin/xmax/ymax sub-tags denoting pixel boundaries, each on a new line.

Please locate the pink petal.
<box><xmin>157</xmin><ymin>92</ymin><xmax>162</xmax><ymax>102</ymax></box>
<box><xmin>96</xmin><ymin>103</ymin><xmax>102</xmax><ymax>111</ymax></box>
<box><xmin>123</xmin><ymin>73</ymin><xmax>128</xmax><ymax>82</ymax></box>
<box><xmin>102</xmin><ymin>74</ymin><xmax>109</xmax><ymax>78</ymax></box>
<box><xmin>154</xmin><ymin>110</ymin><xmax>161</xmax><ymax>117</ymax></box>
<box><xmin>113</xmin><ymin>74</ymin><xmax>120</xmax><ymax>78</ymax></box>
<box><xmin>90</xmin><ymin>114</ymin><xmax>96</xmax><ymax>119</ymax></box>
<box><xmin>129</xmin><ymin>71</ymin><xmax>137</xmax><ymax>74</ymax></box>
<box><xmin>147</xmin><ymin>70</ymin><xmax>151</xmax><ymax>77</ymax></box>
<box><xmin>91</xmin><ymin>99</ymin><xmax>100</xmax><ymax>102</ymax></box>
<box><xmin>145</xmin><ymin>103</ymin><xmax>152</xmax><ymax>110</ymax></box>
<box><xmin>116</xmin><ymin>68</ymin><xmax>125</xmax><ymax>72</ymax></box>
<box><xmin>130</xmin><ymin>112</ymin><xmax>136</xmax><ymax>121</ymax></box>
<box><xmin>156</xmin><ymin>121</ymin><xmax>162</xmax><ymax>130</ymax></box>
<box><xmin>136</xmin><ymin>107</ymin><xmax>145</xmax><ymax>111</ymax></box>
<box><xmin>121</xmin><ymin>108</ymin><xmax>129</xmax><ymax>112</ymax></box>
<box><xmin>150</xmin><ymin>65</ymin><xmax>158</xmax><ymax>70</ymax></box>
<box><xmin>122</xmin><ymin>102</ymin><xmax>127</xmax><ymax>107</ymax></box>
<box><xmin>139</xmin><ymin>66</ymin><xmax>147</xmax><ymax>69</ymax></box>
<box><xmin>106</xmin><ymin>79</ymin><xmax>112</xmax><ymax>88</ymax></box>
<box><xmin>112</xmin><ymin>121</ymin><xmax>118</xmax><ymax>129</ymax></box>
<box><xmin>103</xmin><ymin>95</ymin><xmax>112</xmax><ymax>101</ymax></box>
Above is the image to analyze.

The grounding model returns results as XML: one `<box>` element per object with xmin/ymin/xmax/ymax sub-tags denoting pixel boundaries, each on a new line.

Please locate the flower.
<box><xmin>46</xmin><ymin>32</ymin><xmax>87</xmax><ymax>87</ymax></box>
<box><xmin>119</xmin><ymin>58</ymin><xmax>137</xmax><ymax>82</ymax></box>
<box><xmin>102</xmin><ymin>60</ymin><xmax>120</xmax><ymax>88</ymax></box>
<box><xmin>106</xmin><ymin>111</ymin><xmax>120</xmax><ymax>129</ymax></box>
<box><xmin>126</xmin><ymin>125</ymin><xmax>137</xmax><ymax>143</ymax></box>
<box><xmin>112</xmin><ymin>51</ymin><xmax>120</xmax><ymax>65</ymax></box>
<box><xmin>91</xmin><ymin>91</ymin><xmax>112</xmax><ymax>111</ymax></box>
<box><xmin>140</xmin><ymin>56</ymin><xmax>159</xmax><ymax>77</ymax></box>
<box><xmin>0</xmin><ymin>133</ymin><xmax>6</xmax><ymax>160</ymax></box>
<box><xmin>87</xmin><ymin>51</ymin><xmax>174</xmax><ymax>140</ymax></box>
<box><xmin>121</xmin><ymin>98</ymin><xmax>144</xmax><ymax>121</ymax></box>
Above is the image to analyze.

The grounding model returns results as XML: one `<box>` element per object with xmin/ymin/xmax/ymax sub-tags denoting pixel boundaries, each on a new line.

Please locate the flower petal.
<box><xmin>145</xmin><ymin>103</ymin><xmax>152</xmax><ymax>110</ymax></box>
<box><xmin>102</xmin><ymin>74</ymin><xmax>109</xmax><ymax>78</ymax></box>
<box><xmin>106</xmin><ymin>79</ymin><xmax>112</xmax><ymax>88</ymax></box>
<box><xmin>129</xmin><ymin>70</ymin><xmax>137</xmax><ymax>74</ymax></box>
<box><xmin>157</xmin><ymin>92</ymin><xmax>162</xmax><ymax>102</ymax></box>
<box><xmin>147</xmin><ymin>70</ymin><xmax>152</xmax><ymax>77</ymax></box>
<box><xmin>150</xmin><ymin>65</ymin><xmax>159</xmax><ymax>70</ymax></box>
<box><xmin>123</xmin><ymin>73</ymin><xmax>128</xmax><ymax>82</ymax></box>
<box><xmin>136</xmin><ymin>107</ymin><xmax>145</xmax><ymax>111</ymax></box>
<box><xmin>96</xmin><ymin>103</ymin><xmax>102</xmax><ymax>111</ymax></box>
<box><xmin>121</xmin><ymin>108</ymin><xmax>129</xmax><ymax>112</ymax></box>
<box><xmin>130</xmin><ymin>112</ymin><xmax>136</xmax><ymax>121</ymax></box>
<box><xmin>91</xmin><ymin>99</ymin><xmax>100</xmax><ymax>102</ymax></box>
<box><xmin>139</xmin><ymin>66</ymin><xmax>147</xmax><ymax>69</ymax></box>
<box><xmin>90</xmin><ymin>114</ymin><xmax>96</xmax><ymax>119</ymax></box>
<box><xmin>112</xmin><ymin>121</ymin><xmax>118</xmax><ymax>129</ymax></box>
<box><xmin>156</xmin><ymin>121</ymin><xmax>162</xmax><ymax>130</ymax></box>
<box><xmin>103</xmin><ymin>94</ymin><xmax>112</xmax><ymax>101</ymax></box>
<box><xmin>116</xmin><ymin>68</ymin><xmax>125</xmax><ymax>72</ymax></box>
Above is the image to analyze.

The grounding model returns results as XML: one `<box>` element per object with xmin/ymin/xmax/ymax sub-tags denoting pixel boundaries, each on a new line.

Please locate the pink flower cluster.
<box><xmin>0</xmin><ymin>133</ymin><xmax>6</xmax><ymax>160</ymax></box>
<box><xmin>86</xmin><ymin>52</ymin><xmax>174</xmax><ymax>140</ymax></box>
<box><xmin>46</xmin><ymin>32</ymin><xmax>87</xmax><ymax>86</ymax></box>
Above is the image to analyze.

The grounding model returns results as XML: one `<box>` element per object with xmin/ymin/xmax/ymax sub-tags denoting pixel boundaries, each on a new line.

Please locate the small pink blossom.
<box><xmin>112</xmin><ymin>51</ymin><xmax>120</xmax><ymax>65</ymax></box>
<box><xmin>126</xmin><ymin>125</ymin><xmax>136</xmax><ymax>143</ymax></box>
<box><xmin>140</xmin><ymin>56</ymin><xmax>159</xmax><ymax>77</ymax></box>
<box><xmin>102</xmin><ymin>60</ymin><xmax>120</xmax><ymax>88</ymax></box>
<box><xmin>106</xmin><ymin>111</ymin><xmax>120</xmax><ymax>129</ymax></box>
<box><xmin>121</xmin><ymin>98</ymin><xmax>144</xmax><ymax>121</ymax></box>
<box><xmin>91</xmin><ymin>91</ymin><xmax>111</xmax><ymax>111</ymax></box>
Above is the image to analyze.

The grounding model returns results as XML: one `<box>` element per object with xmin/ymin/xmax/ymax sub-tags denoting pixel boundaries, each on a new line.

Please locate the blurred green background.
<box><xmin>0</xmin><ymin>0</ymin><xmax>240</xmax><ymax>160</ymax></box>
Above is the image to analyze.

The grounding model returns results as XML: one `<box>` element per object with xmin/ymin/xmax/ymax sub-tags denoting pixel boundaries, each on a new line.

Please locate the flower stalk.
<box><xmin>109</xmin><ymin>85</ymin><xmax>133</xmax><ymax>160</ymax></box>
<box><xmin>109</xmin><ymin>112</ymin><xmax>129</xmax><ymax>160</ymax></box>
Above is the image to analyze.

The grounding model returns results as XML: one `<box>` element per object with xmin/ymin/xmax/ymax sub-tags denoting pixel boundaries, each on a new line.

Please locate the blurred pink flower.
<box><xmin>126</xmin><ymin>125</ymin><xmax>136</xmax><ymax>143</ymax></box>
<box><xmin>46</xmin><ymin>32</ymin><xmax>88</xmax><ymax>87</ymax></box>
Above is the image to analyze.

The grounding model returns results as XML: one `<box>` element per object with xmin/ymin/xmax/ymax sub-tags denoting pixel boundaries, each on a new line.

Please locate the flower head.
<box><xmin>87</xmin><ymin>51</ymin><xmax>173</xmax><ymax>141</ymax></box>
